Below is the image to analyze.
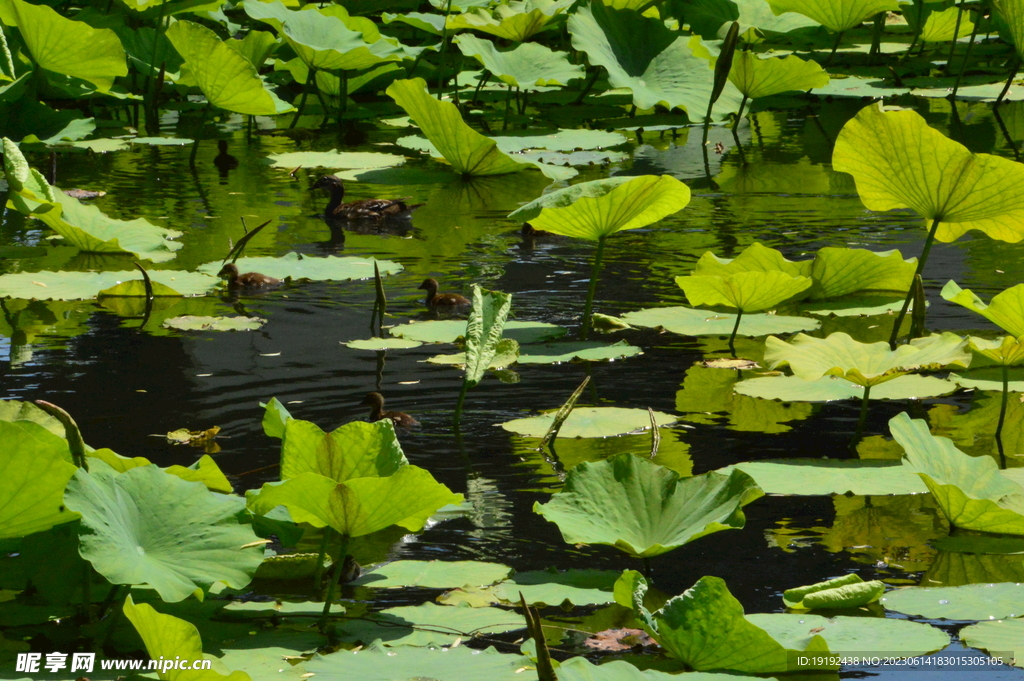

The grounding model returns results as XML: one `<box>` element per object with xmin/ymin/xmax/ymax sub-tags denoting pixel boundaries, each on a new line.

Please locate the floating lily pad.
<box><xmin>351</xmin><ymin>560</ymin><xmax>512</xmax><ymax>588</ymax></box>
<box><xmin>389</xmin><ymin>319</ymin><xmax>565</xmax><ymax>345</ymax></box>
<box><xmin>304</xmin><ymin>644</ymin><xmax>530</xmax><ymax>681</ymax></box>
<box><xmin>881</xmin><ymin>583</ymin><xmax>1024</xmax><ymax>620</ymax></box>
<box><xmin>344</xmin><ymin>337</ymin><xmax>423</xmax><ymax>350</ymax></box>
<box><xmin>961</xmin><ymin>619</ymin><xmax>1024</xmax><ymax>667</ymax></box>
<box><xmin>197</xmin><ymin>253</ymin><xmax>402</xmax><ymax>281</ymax></box>
<box><xmin>264</xmin><ymin>150</ymin><xmax>406</xmax><ymax>170</ymax></box>
<box><xmin>746</xmin><ymin>612</ymin><xmax>949</xmax><ymax>658</ymax></box>
<box><xmin>517</xmin><ymin>340</ymin><xmax>642</xmax><ymax>364</ymax></box>
<box><xmin>951</xmin><ymin>370</ymin><xmax>1024</xmax><ymax>393</ymax></box>
<box><xmin>129</xmin><ymin>137</ymin><xmax>194</xmax><ymax>146</ymax></box>
<box><xmin>0</xmin><ymin>270</ymin><xmax>218</xmax><ymax>300</ymax></box>
<box><xmin>620</xmin><ymin>306</ymin><xmax>820</xmax><ymax>337</ymax></box>
<box><xmin>501</xmin><ymin>407</ymin><xmax>675</xmax><ymax>439</ymax></box>
<box><xmin>718</xmin><ymin>460</ymin><xmax>927</xmax><ymax>496</ymax></box>
<box><xmin>162</xmin><ymin>316</ymin><xmax>267</xmax><ymax>331</ymax></box>
<box><xmin>800</xmin><ymin>295</ymin><xmax>911</xmax><ymax>317</ymax></box>
<box><xmin>336</xmin><ymin>602</ymin><xmax>524</xmax><ymax>647</ymax></box>
<box><xmin>733</xmin><ymin>374</ymin><xmax>958</xmax><ymax>402</ymax></box>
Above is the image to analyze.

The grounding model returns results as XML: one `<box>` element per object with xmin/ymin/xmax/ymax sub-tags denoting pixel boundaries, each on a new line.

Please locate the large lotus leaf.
<box><xmin>625</xmin><ymin>574</ymin><xmax>831</xmax><ymax>672</ymax></box>
<box><xmin>765</xmin><ymin>0</ymin><xmax>900</xmax><ymax>32</ymax></box>
<box><xmin>882</xmin><ymin>582</ymin><xmax>1024</xmax><ymax>620</ymax></box>
<box><xmin>693</xmin><ymin>242</ymin><xmax>811</xmax><ymax>278</ymax></box>
<box><xmin>518</xmin><ymin>340</ymin><xmax>642</xmax><ymax>364</ymax></box>
<box><xmin>747</xmin><ymin>613</ymin><xmax>949</xmax><ymax>658</ymax></box>
<box><xmin>719</xmin><ymin>459</ymin><xmax>928</xmax><ymax>495</ymax></box>
<box><xmin>0</xmin><ymin>399</ymin><xmax>64</xmax><ymax>435</ymax></box>
<box><xmin>501</xmin><ymin>407</ymin><xmax>675</xmax><ymax>438</ymax></box>
<box><xmin>244</xmin><ymin>0</ymin><xmax>379</xmax><ymax>37</ymax></box>
<box><xmin>962</xmin><ymin>337</ymin><xmax>1024</xmax><ymax>369</ymax></box>
<box><xmin>304</xmin><ymin>644</ymin><xmax>529</xmax><ymax>681</ymax></box>
<box><xmin>621</xmin><ymin>305</ymin><xmax>820</xmax><ymax>337</ymax></box>
<box><xmin>765</xmin><ymin>332</ymin><xmax>970</xmax><ymax>387</ymax></box>
<box><xmin>488</xmin><ymin>569</ymin><xmax>620</xmax><ymax>607</ymax></box>
<box><xmin>683</xmin><ymin>0</ymin><xmax>820</xmax><ymax>38</ymax></box>
<box><xmin>265</xmin><ymin>150</ymin><xmax>404</xmax><ymax>170</ymax></box>
<box><xmin>247</xmin><ymin>469</ymin><xmax>463</xmax><ymax>537</ymax></box>
<box><xmin>464</xmin><ymin>286</ymin><xmax>512</xmax><ymax>387</ymax></box>
<box><xmin>336</xmin><ymin>602</ymin><xmax>523</xmax><ymax>647</ymax></box>
<box><xmin>0</xmin><ymin>0</ymin><xmax>126</xmax><ymax>90</ymax></box>
<box><xmin>88</xmin><ymin>449</ymin><xmax>233</xmax><ymax>494</ymax></box>
<box><xmin>352</xmin><ymin>559</ymin><xmax>512</xmax><ymax>588</ymax></box>
<box><xmin>197</xmin><ymin>253</ymin><xmax>401</xmax><ymax>281</ymax></box>
<box><xmin>447</xmin><ymin>0</ymin><xmax>574</xmax><ymax>41</ymax></box>
<box><xmin>278</xmin><ymin>9</ymin><xmax>404</xmax><ymax>71</ymax></box>
<box><xmin>0</xmin><ymin>270</ymin><xmax>217</xmax><ymax>300</ymax></box>
<box><xmin>677</xmin><ymin>271</ymin><xmax>811</xmax><ymax>312</ymax></box>
<box><xmin>728</xmin><ymin>52</ymin><xmax>828</xmax><ymax>99</ymax></box>
<box><xmin>998</xmin><ymin>0</ymin><xmax>1024</xmax><ymax>60</ymax></box>
<box><xmin>804</xmin><ymin>247</ymin><xmax>915</xmax><ymax>300</ymax></box>
<box><xmin>734</xmin><ymin>374</ymin><xmax>957</xmax><ymax>401</ymax></box>
<box><xmin>226</xmin><ymin>30</ymin><xmax>278</xmax><ymax>69</ymax></box>
<box><xmin>123</xmin><ymin>596</ymin><xmax>251</xmax><ymax>681</ymax></box>
<box><xmin>383</xmin><ymin>12</ymin><xmax>446</xmax><ymax>35</ymax></box>
<box><xmin>526</xmin><ymin>175</ymin><xmax>690</xmax><ymax>240</ymax></box>
<box><xmin>534</xmin><ymin>454</ymin><xmax>763</xmax><ymax>558</ymax></box>
<box><xmin>891</xmin><ymin>412</ymin><xmax>1024</xmax><ymax>535</ymax></box>
<box><xmin>0</xmin><ymin>421</ymin><xmax>78</xmax><ymax>539</ymax></box>
<box><xmin>387</xmin><ymin>78</ymin><xmax>531</xmax><ymax>176</ymax></box>
<box><xmin>942</xmin><ymin>281</ymin><xmax>1024</xmax><ymax>337</ymax></box>
<box><xmin>455</xmin><ymin>34</ymin><xmax>583</xmax><ymax>89</ymax></box>
<box><xmin>166</xmin><ymin>21</ymin><xmax>290</xmax><ymax>116</ymax></box>
<box><xmin>389</xmin><ymin>319</ymin><xmax>565</xmax><ymax>344</ymax></box>
<box><xmin>961</xmin><ymin>619</ymin><xmax>1024</xmax><ymax>667</ymax></box>
<box><xmin>916</xmin><ymin>5</ymin><xmax>974</xmax><ymax>42</ymax></box>
<box><xmin>507</xmin><ymin>176</ymin><xmax>632</xmax><ymax>222</ymax></box>
<box><xmin>63</xmin><ymin>460</ymin><xmax>263</xmax><ymax>602</ymax></box>
<box><xmin>833</xmin><ymin>103</ymin><xmax>1024</xmax><ymax>243</ymax></box>
<box><xmin>281</xmin><ymin>418</ymin><xmax>405</xmax><ymax>482</ymax></box>
<box><xmin>568</xmin><ymin>1</ymin><xmax>742</xmax><ymax>118</ymax></box>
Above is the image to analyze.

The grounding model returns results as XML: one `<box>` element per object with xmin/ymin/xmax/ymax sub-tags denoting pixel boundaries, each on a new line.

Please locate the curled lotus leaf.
<box><xmin>728</xmin><ymin>52</ymin><xmax>829</xmax><ymax>99</ymax></box>
<box><xmin>765</xmin><ymin>0</ymin><xmax>901</xmax><ymax>33</ymax></box>
<box><xmin>942</xmin><ymin>280</ymin><xmax>1024</xmax><ymax>337</ymax></box>
<box><xmin>677</xmin><ymin>270</ymin><xmax>811</xmax><ymax>312</ymax></box>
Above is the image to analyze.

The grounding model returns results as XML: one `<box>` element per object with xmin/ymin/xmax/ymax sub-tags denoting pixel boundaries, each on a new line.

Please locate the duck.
<box><xmin>360</xmin><ymin>392</ymin><xmax>419</xmax><ymax>428</ymax></box>
<box><xmin>419</xmin><ymin>278</ymin><xmax>470</xmax><ymax>308</ymax></box>
<box><xmin>217</xmin><ymin>263</ymin><xmax>281</xmax><ymax>289</ymax></box>
<box><xmin>313</xmin><ymin>175</ymin><xmax>422</xmax><ymax>221</ymax></box>
<box><xmin>213</xmin><ymin>140</ymin><xmax>239</xmax><ymax>174</ymax></box>
<box><xmin>521</xmin><ymin>223</ymin><xmax>553</xmax><ymax>238</ymax></box>
<box><xmin>339</xmin><ymin>554</ymin><xmax>361</xmax><ymax>583</ymax></box>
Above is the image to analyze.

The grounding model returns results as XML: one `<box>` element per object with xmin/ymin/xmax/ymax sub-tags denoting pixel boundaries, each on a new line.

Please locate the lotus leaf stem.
<box><xmin>35</xmin><ymin>400</ymin><xmax>87</xmax><ymax>469</ymax></box>
<box><xmin>952</xmin><ymin>0</ymin><xmax>986</xmax><ymax>100</ymax></box>
<box><xmin>943</xmin><ymin>6</ymin><xmax>965</xmax><ymax>75</ymax></box>
<box><xmin>437</xmin><ymin>0</ymin><xmax>454</xmax><ymax>98</ymax></box>
<box><xmin>453</xmin><ymin>379</ymin><xmax>470</xmax><ymax>429</ymax></box>
<box><xmin>319</xmin><ymin>533</ymin><xmax>348</xmax><ymax>632</ymax></box>
<box><xmin>853</xmin><ymin>384</ymin><xmax>872</xmax><ymax>448</ymax></box>
<box><xmin>994</xmin><ymin>105</ymin><xmax>1021</xmax><ymax>160</ymax></box>
<box><xmin>312</xmin><ymin>530</ymin><xmax>330</xmax><ymax>592</ymax></box>
<box><xmin>996</xmin><ymin>363</ymin><xmax>1009</xmax><ymax>469</ymax></box>
<box><xmin>997</xmin><ymin>58</ymin><xmax>1019</xmax><ymax>106</ymax></box>
<box><xmin>188</xmin><ymin>104</ymin><xmax>211</xmax><ymax>168</ymax></box>
<box><xmin>826</xmin><ymin>31</ymin><xmax>844</xmax><ymax>66</ymax></box>
<box><xmin>290</xmin><ymin>70</ymin><xmax>315</xmax><ymax>130</ymax></box>
<box><xmin>471</xmin><ymin>71</ymin><xmax>490</xmax><ymax>106</ymax></box>
<box><xmin>520</xmin><ymin>593</ymin><xmax>556</xmax><ymax>681</ymax></box>
<box><xmin>733</xmin><ymin>94</ymin><xmax>748</xmax><ymax>132</ymax></box>
<box><xmin>869</xmin><ymin>12</ymin><xmax>885</xmax><ymax>65</ymax></box>
<box><xmin>727</xmin><ymin>310</ymin><xmax>743</xmax><ymax>358</ymax></box>
<box><xmin>889</xmin><ymin>217</ymin><xmax>941</xmax><ymax>349</ymax></box>
<box><xmin>580</xmin><ymin>236</ymin><xmax>607</xmax><ymax>340</ymax></box>
<box><xmin>542</xmin><ymin>376</ymin><xmax>590</xmax><ymax>448</ymax></box>
<box><xmin>573</xmin><ymin>67</ymin><xmax>601</xmax><ymax>104</ymax></box>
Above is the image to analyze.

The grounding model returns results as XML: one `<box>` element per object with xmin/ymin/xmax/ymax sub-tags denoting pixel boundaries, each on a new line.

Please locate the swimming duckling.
<box><xmin>217</xmin><ymin>263</ymin><xmax>281</xmax><ymax>289</ymax></box>
<box><xmin>419</xmin><ymin>278</ymin><xmax>470</xmax><ymax>309</ymax></box>
<box><xmin>313</xmin><ymin>175</ymin><xmax>422</xmax><ymax>221</ymax></box>
<box><xmin>360</xmin><ymin>392</ymin><xmax>419</xmax><ymax>428</ymax></box>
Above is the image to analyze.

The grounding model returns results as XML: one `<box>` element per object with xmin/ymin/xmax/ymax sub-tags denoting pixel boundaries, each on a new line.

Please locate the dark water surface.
<box><xmin>5</xmin><ymin>99</ymin><xmax>1024</xmax><ymax>677</ymax></box>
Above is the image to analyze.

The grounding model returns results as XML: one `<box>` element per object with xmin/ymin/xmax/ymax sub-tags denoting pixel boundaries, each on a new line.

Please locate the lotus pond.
<box><xmin>10</xmin><ymin>0</ymin><xmax>1024</xmax><ymax>679</ymax></box>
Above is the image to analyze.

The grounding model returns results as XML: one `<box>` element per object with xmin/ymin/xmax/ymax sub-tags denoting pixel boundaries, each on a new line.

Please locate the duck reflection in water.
<box><xmin>213</xmin><ymin>140</ymin><xmax>239</xmax><ymax>178</ymax></box>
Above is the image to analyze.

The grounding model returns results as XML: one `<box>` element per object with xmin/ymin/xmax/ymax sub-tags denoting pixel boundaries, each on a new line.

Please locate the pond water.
<box><xmin>5</xmin><ymin>97</ymin><xmax>1024</xmax><ymax>678</ymax></box>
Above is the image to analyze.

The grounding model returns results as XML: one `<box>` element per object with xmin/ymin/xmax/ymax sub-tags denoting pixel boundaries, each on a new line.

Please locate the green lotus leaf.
<box><xmin>244</xmin><ymin>0</ymin><xmax>379</xmax><ymax>38</ymax></box>
<box><xmin>507</xmin><ymin>176</ymin><xmax>632</xmax><ymax>222</ymax></box>
<box><xmin>501</xmin><ymin>407</ymin><xmax>675</xmax><ymax>438</ymax></box>
<box><xmin>455</xmin><ymin>34</ymin><xmax>583</xmax><ymax>89</ymax></box>
<box><xmin>166</xmin><ymin>21</ymin><xmax>291</xmax><ymax>115</ymax></box>
<box><xmin>785</xmin><ymin>577</ymin><xmax>885</xmax><ymax>610</ymax></box>
<box><xmin>344</xmin><ymin>337</ymin><xmax>423</xmax><ymax>350</ymax></box>
<box><xmin>677</xmin><ymin>271</ymin><xmax>812</xmax><ymax>312</ymax></box>
<box><xmin>693</xmin><ymin>242</ymin><xmax>811</xmax><ymax>278</ymax></box>
<box><xmin>942</xmin><ymin>281</ymin><xmax>1024</xmax><ymax>337</ymax></box>
<box><xmin>464</xmin><ymin>286</ymin><xmax>512</xmax><ymax>388</ymax></box>
<box><xmin>961</xmin><ymin>619</ymin><xmax>1024</xmax><ymax>666</ymax></box>
<box><xmin>568</xmin><ymin>1</ymin><xmax>742</xmax><ymax>118</ymax></box>
<box><xmin>908</xmin><ymin>4</ymin><xmax>974</xmax><ymax>42</ymax></box>
<box><xmin>64</xmin><ymin>460</ymin><xmax>263</xmax><ymax>602</ymax></box>
<box><xmin>264</xmin><ymin>150</ymin><xmax>405</xmax><ymax>170</ymax></box>
<box><xmin>891</xmin><ymin>412</ymin><xmax>1024</xmax><ymax>535</ymax></box>
<box><xmin>281</xmin><ymin>418</ymin><xmax>406</xmax><ymax>482</ymax></box>
<box><xmin>626</xmin><ymin>574</ymin><xmax>832</xmax><ymax>672</ymax></box>
<box><xmin>352</xmin><ymin>559</ymin><xmax>512</xmax><ymax>588</ymax></box>
<box><xmin>0</xmin><ymin>270</ymin><xmax>217</xmax><ymax>301</ymax></box>
<box><xmin>883</xmin><ymin>582</ymin><xmax>1024</xmax><ymax>620</ymax></box>
<box><xmin>261</xmin><ymin>397</ymin><xmax>293</xmax><ymax>440</ymax></box>
<box><xmin>382</xmin><ymin>11</ymin><xmax>446</xmax><ymax>35</ymax></box>
<box><xmin>729</xmin><ymin>52</ymin><xmax>829</xmax><ymax>99</ymax></box>
<box><xmin>518</xmin><ymin>340</ymin><xmax>642</xmax><ymax>364</ymax></box>
<box><xmin>336</xmin><ymin>602</ymin><xmax>523</xmax><ymax>647</ymax></box>
<box><xmin>953</xmin><ymin>367</ymin><xmax>1024</xmax><ymax>392</ymax></box>
<box><xmin>246</xmin><ymin>468</ymin><xmax>463</xmax><ymax>537</ymax></box>
<box><xmin>719</xmin><ymin>459</ymin><xmax>928</xmax><ymax>495</ymax></box>
<box><xmin>0</xmin><ymin>399</ymin><xmax>64</xmax><ymax>436</ymax></box>
<box><xmin>162</xmin><ymin>316</ymin><xmax>266</xmax><ymax>332</ymax></box>
<box><xmin>486</xmin><ymin>569</ymin><xmax>621</xmax><ymax>607</ymax></box>
<box><xmin>387</xmin><ymin>78</ymin><xmax>531</xmax><ymax>176</ymax></box>
<box><xmin>426</xmin><ymin>339</ymin><xmax>518</xmax><ymax>370</ymax></box>
<box><xmin>683</xmin><ymin>0</ymin><xmax>820</xmax><ymax>38</ymax></box>
<box><xmin>833</xmin><ymin>103</ymin><xmax>1024</xmax><ymax>243</ymax></box>
<box><xmin>997</xmin><ymin>0</ymin><xmax>1024</xmax><ymax>60</ymax></box>
<box><xmin>0</xmin><ymin>0</ymin><xmax>127</xmax><ymax>90</ymax></box>
<box><xmin>765</xmin><ymin>332</ymin><xmax>970</xmax><ymax>387</ymax></box>
<box><xmin>447</xmin><ymin>0</ymin><xmax>574</xmax><ymax>41</ymax></box>
<box><xmin>765</xmin><ymin>0</ymin><xmax>900</xmax><ymax>32</ymax></box>
<box><xmin>526</xmin><ymin>175</ymin><xmax>690</xmax><ymax>241</ymax></box>
<box><xmin>964</xmin><ymin>336</ymin><xmax>1024</xmax><ymax>367</ymax></box>
<box><xmin>534</xmin><ymin>454</ymin><xmax>763</xmax><ymax>558</ymax></box>
<box><xmin>304</xmin><ymin>644</ymin><xmax>529</xmax><ymax>681</ymax></box>
<box><xmin>277</xmin><ymin>8</ymin><xmax>404</xmax><ymax>71</ymax></box>
<box><xmin>124</xmin><ymin>596</ymin><xmax>251</xmax><ymax>681</ymax></box>
<box><xmin>226</xmin><ymin>30</ymin><xmax>278</xmax><ymax>69</ymax></box>
<box><xmin>747</xmin><ymin>612</ymin><xmax>948</xmax><ymax>658</ymax></box>
<box><xmin>389</xmin><ymin>319</ymin><xmax>565</xmax><ymax>344</ymax></box>
<box><xmin>0</xmin><ymin>421</ymin><xmax>78</xmax><ymax>539</ymax></box>
<box><xmin>809</xmin><ymin>247</ymin><xmax>916</xmax><ymax>299</ymax></box>
<box><xmin>621</xmin><ymin>305</ymin><xmax>820</xmax><ymax>337</ymax></box>
<box><xmin>197</xmin><ymin>253</ymin><xmax>401</xmax><ymax>281</ymax></box>
<box><xmin>87</xmin><ymin>449</ymin><xmax>232</xmax><ymax>494</ymax></box>
<box><xmin>734</xmin><ymin>374</ymin><xmax>957</xmax><ymax>401</ymax></box>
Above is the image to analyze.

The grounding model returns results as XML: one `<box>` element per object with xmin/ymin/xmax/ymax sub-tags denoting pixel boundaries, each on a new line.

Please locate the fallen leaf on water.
<box><xmin>583</xmin><ymin>628</ymin><xmax>656</xmax><ymax>652</ymax></box>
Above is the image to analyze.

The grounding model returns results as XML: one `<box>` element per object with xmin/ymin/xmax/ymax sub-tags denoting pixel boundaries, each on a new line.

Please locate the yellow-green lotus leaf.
<box><xmin>919</xmin><ymin>5</ymin><xmax>974</xmax><ymax>42</ymax></box>
<box><xmin>968</xmin><ymin>336</ymin><xmax>1024</xmax><ymax>366</ymax></box>
<box><xmin>833</xmin><ymin>103</ymin><xmax>1024</xmax><ymax>243</ymax></box>
<box><xmin>454</xmin><ymin>34</ymin><xmax>583</xmax><ymax>89</ymax></box>
<box><xmin>765</xmin><ymin>0</ymin><xmax>901</xmax><ymax>32</ymax></box>
<box><xmin>447</xmin><ymin>0</ymin><xmax>575</xmax><ymax>41</ymax></box>
<box><xmin>941</xmin><ymin>280</ymin><xmax>1024</xmax><ymax>337</ymax></box>
<box><xmin>765</xmin><ymin>331</ymin><xmax>970</xmax><ymax>387</ymax></box>
<box><xmin>997</xmin><ymin>0</ymin><xmax>1024</xmax><ymax>60</ymax></box>
<box><xmin>728</xmin><ymin>52</ymin><xmax>829</xmax><ymax>99</ymax></box>
<box><xmin>677</xmin><ymin>271</ymin><xmax>811</xmax><ymax>312</ymax></box>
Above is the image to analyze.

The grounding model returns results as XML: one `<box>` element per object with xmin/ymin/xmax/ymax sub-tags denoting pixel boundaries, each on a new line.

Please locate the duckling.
<box><xmin>217</xmin><ymin>263</ymin><xmax>281</xmax><ymax>289</ymax></box>
<box><xmin>313</xmin><ymin>175</ymin><xmax>422</xmax><ymax>221</ymax></box>
<box><xmin>419</xmin><ymin>278</ymin><xmax>470</xmax><ymax>309</ymax></box>
<box><xmin>213</xmin><ymin>140</ymin><xmax>239</xmax><ymax>175</ymax></box>
<box><xmin>339</xmin><ymin>554</ymin><xmax>361</xmax><ymax>583</ymax></box>
<box><xmin>521</xmin><ymin>223</ymin><xmax>553</xmax><ymax>238</ymax></box>
<box><xmin>360</xmin><ymin>392</ymin><xmax>418</xmax><ymax>428</ymax></box>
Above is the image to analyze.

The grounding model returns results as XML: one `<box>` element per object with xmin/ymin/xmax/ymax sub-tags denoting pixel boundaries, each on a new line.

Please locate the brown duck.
<box><xmin>360</xmin><ymin>392</ymin><xmax>418</xmax><ymax>428</ymax></box>
<box><xmin>314</xmin><ymin>175</ymin><xmax>422</xmax><ymax>221</ymax></box>
<box><xmin>419</xmin><ymin>278</ymin><xmax>470</xmax><ymax>308</ymax></box>
<box><xmin>217</xmin><ymin>263</ymin><xmax>281</xmax><ymax>289</ymax></box>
